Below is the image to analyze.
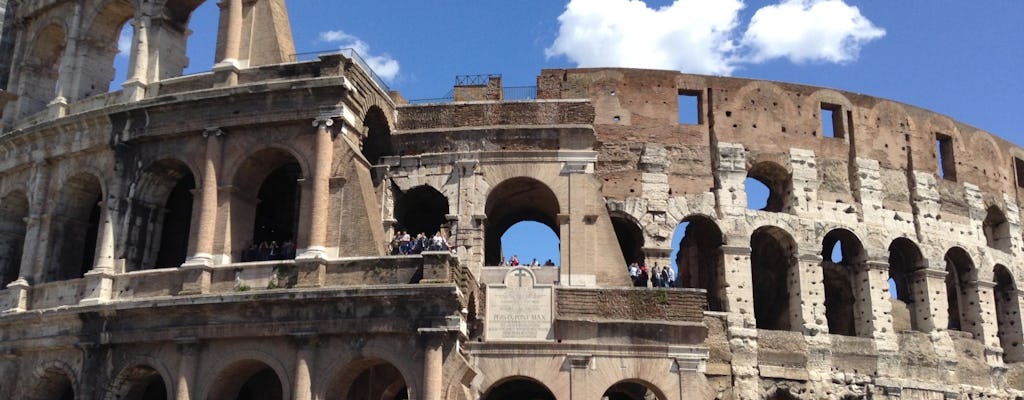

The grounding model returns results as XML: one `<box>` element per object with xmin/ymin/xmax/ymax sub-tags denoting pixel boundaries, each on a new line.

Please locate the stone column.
<box><xmin>291</xmin><ymin>333</ymin><xmax>316</xmax><ymax>400</ymax></box>
<box><xmin>175</xmin><ymin>339</ymin><xmax>199</xmax><ymax>400</ymax></box>
<box><xmin>795</xmin><ymin>253</ymin><xmax>826</xmax><ymax>335</ymax></box>
<box><xmin>976</xmin><ymin>279</ymin><xmax>1002</xmax><ymax>361</ymax></box>
<box><xmin>49</xmin><ymin>0</ymin><xmax>83</xmax><ymax>117</ymax></box>
<box><xmin>188</xmin><ymin>128</ymin><xmax>224</xmax><ymax>264</ymax></box>
<box><xmin>298</xmin><ymin>116</ymin><xmax>334</xmax><ymax>259</ymax></box>
<box><xmin>80</xmin><ymin>199</ymin><xmax>116</xmax><ymax>305</ymax></box>
<box><xmin>122</xmin><ymin>16</ymin><xmax>150</xmax><ymax>101</ymax></box>
<box><xmin>913</xmin><ymin>268</ymin><xmax>949</xmax><ymax>333</ymax></box>
<box><xmin>859</xmin><ymin>259</ymin><xmax>895</xmax><ymax>343</ymax></box>
<box><xmin>721</xmin><ymin>244</ymin><xmax>754</xmax><ymax>327</ymax></box>
<box><xmin>214</xmin><ymin>0</ymin><xmax>244</xmax><ymax>85</ymax></box>
<box><xmin>419</xmin><ymin>330</ymin><xmax>444</xmax><ymax>400</ymax></box>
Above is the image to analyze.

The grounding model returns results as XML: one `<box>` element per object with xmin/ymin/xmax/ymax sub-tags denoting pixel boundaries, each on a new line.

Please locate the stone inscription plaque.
<box><xmin>485</xmin><ymin>267</ymin><xmax>553</xmax><ymax>341</ymax></box>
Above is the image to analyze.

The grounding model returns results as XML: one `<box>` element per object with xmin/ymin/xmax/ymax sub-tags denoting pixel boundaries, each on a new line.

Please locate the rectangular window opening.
<box><xmin>820</xmin><ymin>103</ymin><xmax>844</xmax><ymax>138</ymax></box>
<box><xmin>678</xmin><ymin>89</ymin><xmax>702</xmax><ymax>125</ymax></box>
<box><xmin>1014</xmin><ymin>158</ymin><xmax>1024</xmax><ymax>188</ymax></box>
<box><xmin>936</xmin><ymin>133</ymin><xmax>956</xmax><ymax>181</ymax></box>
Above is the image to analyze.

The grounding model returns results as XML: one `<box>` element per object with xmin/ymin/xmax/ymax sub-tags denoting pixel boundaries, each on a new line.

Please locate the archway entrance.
<box><xmin>28</xmin><ymin>368</ymin><xmax>75</xmax><ymax>400</ymax></box>
<box><xmin>611</xmin><ymin>213</ymin><xmax>644</xmax><ymax>266</ymax></box>
<box><xmin>206</xmin><ymin>361</ymin><xmax>283</xmax><ymax>400</ymax></box>
<box><xmin>394</xmin><ymin>185</ymin><xmax>449</xmax><ymax>237</ymax></box>
<box><xmin>674</xmin><ymin>215</ymin><xmax>725</xmax><ymax>310</ymax></box>
<box><xmin>127</xmin><ymin>159</ymin><xmax>194</xmax><ymax>270</ymax></box>
<box><xmin>0</xmin><ymin>191</ymin><xmax>28</xmax><ymax>286</ymax></box>
<box><xmin>751</xmin><ymin>226</ymin><xmax>797</xmax><ymax>331</ymax></box>
<box><xmin>484</xmin><ymin>177</ymin><xmax>560</xmax><ymax>266</ymax></box>
<box><xmin>945</xmin><ymin>247</ymin><xmax>979</xmax><ymax>336</ymax></box>
<box><xmin>232</xmin><ymin>149</ymin><xmax>303</xmax><ymax>262</ymax></box>
<box><xmin>324</xmin><ymin>359</ymin><xmax>409</xmax><ymax>400</ymax></box>
<box><xmin>51</xmin><ymin>173</ymin><xmax>103</xmax><ymax>281</ymax></box>
<box><xmin>821</xmin><ymin>229</ymin><xmax>864</xmax><ymax>337</ymax></box>
<box><xmin>108</xmin><ymin>365</ymin><xmax>168</xmax><ymax>400</ymax></box>
<box><xmin>888</xmin><ymin>238</ymin><xmax>925</xmax><ymax>332</ymax></box>
<box><xmin>602</xmin><ymin>381</ymin><xmax>664</xmax><ymax>400</ymax></box>
<box><xmin>482</xmin><ymin>377</ymin><xmax>555</xmax><ymax>400</ymax></box>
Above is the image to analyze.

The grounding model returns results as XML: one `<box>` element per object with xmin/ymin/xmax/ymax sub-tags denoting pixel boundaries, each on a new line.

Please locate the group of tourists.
<box><xmin>628</xmin><ymin>261</ymin><xmax>675</xmax><ymax>287</ymax></box>
<box><xmin>498</xmin><ymin>255</ymin><xmax>556</xmax><ymax>267</ymax></box>
<box><xmin>241</xmin><ymin>240</ymin><xmax>296</xmax><ymax>262</ymax></box>
<box><xmin>389</xmin><ymin>230</ymin><xmax>452</xmax><ymax>255</ymax></box>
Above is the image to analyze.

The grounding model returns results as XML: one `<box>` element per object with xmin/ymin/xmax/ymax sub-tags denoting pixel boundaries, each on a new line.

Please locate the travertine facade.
<box><xmin>0</xmin><ymin>1</ymin><xmax>1022</xmax><ymax>399</ymax></box>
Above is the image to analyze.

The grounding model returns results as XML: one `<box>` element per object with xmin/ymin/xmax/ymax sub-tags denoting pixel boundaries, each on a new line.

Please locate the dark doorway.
<box><xmin>153</xmin><ymin>173</ymin><xmax>194</xmax><ymax>268</ymax></box>
<box><xmin>483</xmin><ymin>377</ymin><xmax>555</xmax><ymax>400</ymax></box>
<box><xmin>611</xmin><ymin>213</ymin><xmax>644</xmax><ymax>266</ymax></box>
<box><xmin>252</xmin><ymin>163</ymin><xmax>301</xmax><ymax>250</ymax></box>
<box><xmin>395</xmin><ymin>185</ymin><xmax>449</xmax><ymax>236</ymax></box>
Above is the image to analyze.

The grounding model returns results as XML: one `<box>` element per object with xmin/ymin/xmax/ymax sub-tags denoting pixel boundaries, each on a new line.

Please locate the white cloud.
<box><xmin>317</xmin><ymin>30</ymin><xmax>400</xmax><ymax>82</ymax></box>
<box><xmin>742</xmin><ymin>0</ymin><xmax>886</xmax><ymax>64</ymax></box>
<box><xmin>117</xmin><ymin>24</ymin><xmax>132</xmax><ymax>58</ymax></box>
<box><xmin>546</xmin><ymin>0</ymin><xmax>745</xmax><ymax>75</ymax></box>
<box><xmin>546</xmin><ymin>0</ymin><xmax>885</xmax><ymax>75</ymax></box>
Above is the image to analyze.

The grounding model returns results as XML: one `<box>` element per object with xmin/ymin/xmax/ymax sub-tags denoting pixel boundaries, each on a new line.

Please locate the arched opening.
<box><xmin>323</xmin><ymin>358</ymin><xmax>409</xmax><ymax>400</ymax></box>
<box><xmin>994</xmin><ymin>264</ymin><xmax>1024</xmax><ymax>362</ymax></box>
<box><xmin>362</xmin><ymin>106</ymin><xmax>392</xmax><ymax>170</ymax></box>
<box><xmin>674</xmin><ymin>215</ymin><xmax>726</xmax><ymax>311</ymax></box>
<box><xmin>28</xmin><ymin>368</ymin><xmax>75</xmax><ymax>400</ymax></box>
<box><xmin>610</xmin><ymin>212</ymin><xmax>644</xmax><ymax>266</ymax></box>
<box><xmin>108</xmin><ymin>365</ymin><xmax>168</xmax><ymax>400</ymax></box>
<box><xmin>751</xmin><ymin>226</ymin><xmax>797</xmax><ymax>331</ymax></box>
<box><xmin>159</xmin><ymin>0</ymin><xmax>216</xmax><ymax>79</ymax></box>
<box><xmin>50</xmin><ymin>173</ymin><xmax>103</xmax><ymax>281</ymax></box>
<box><xmin>394</xmin><ymin>185</ymin><xmax>449</xmax><ymax>238</ymax></box>
<box><xmin>984</xmin><ymin>206</ymin><xmax>1012</xmax><ymax>252</ymax></box>
<box><xmin>206</xmin><ymin>360</ymin><xmax>283</xmax><ymax>400</ymax></box>
<box><xmin>602</xmin><ymin>380</ymin><xmax>665</xmax><ymax>400</ymax></box>
<box><xmin>766</xmin><ymin>389</ymin><xmax>800</xmax><ymax>400</ymax></box>
<box><xmin>499</xmin><ymin>221</ymin><xmax>560</xmax><ymax>267</ymax></box>
<box><xmin>945</xmin><ymin>247</ymin><xmax>981</xmax><ymax>337</ymax></box>
<box><xmin>0</xmin><ymin>191</ymin><xmax>28</xmax><ymax>286</ymax></box>
<box><xmin>75</xmin><ymin>0</ymin><xmax>135</xmax><ymax>99</ymax></box>
<box><xmin>127</xmin><ymin>159</ymin><xmax>194</xmax><ymax>270</ymax></box>
<box><xmin>821</xmin><ymin>229</ymin><xmax>864</xmax><ymax>337</ymax></box>
<box><xmin>484</xmin><ymin>177</ymin><xmax>560</xmax><ymax>266</ymax></box>
<box><xmin>888</xmin><ymin>238</ymin><xmax>925</xmax><ymax>332</ymax></box>
<box><xmin>18</xmin><ymin>24</ymin><xmax>65</xmax><ymax>118</ymax></box>
<box><xmin>746</xmin><ymin>162</ymin><xmax>790</xmax><ymax>212</ymax></box>
<box><xmin>482</xmin><ymin>377</ymin><xmax>555</xmax><ymax>400</ymax></box>
<box><xmin>232</xmin><ymin>148</ymin><xmax>302</xmax><ymax>262</ymax></box>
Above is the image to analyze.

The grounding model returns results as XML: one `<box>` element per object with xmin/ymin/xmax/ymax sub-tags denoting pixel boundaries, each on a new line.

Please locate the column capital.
<box><xmin>312</xmin><ymin>116</ymin><xmax>334</xmax><ymax>128</ymax></box>
<box><xmin>202</xmin><ymin>127</ymin><xmax>225</xmax><ymax>138</ymax></box>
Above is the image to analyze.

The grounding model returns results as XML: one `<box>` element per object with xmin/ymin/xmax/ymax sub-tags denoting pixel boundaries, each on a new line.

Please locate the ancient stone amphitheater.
<box><xmin>1</xmin><ymin>1</ymin><xmax>1023</xmax><ymax>399</ymax></box>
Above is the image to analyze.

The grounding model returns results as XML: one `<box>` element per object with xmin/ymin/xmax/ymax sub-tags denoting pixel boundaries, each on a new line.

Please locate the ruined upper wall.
<box><xmin>533</xmin><ymin>68</ymin><xmax>1020</xmax><ymax>218</ymax></box>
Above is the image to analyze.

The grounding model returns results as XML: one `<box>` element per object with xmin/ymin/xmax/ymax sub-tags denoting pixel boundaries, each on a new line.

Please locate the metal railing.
<box><xmin>406</xmin><ymin>86</ymin><xmax>537</xmax><ymax>105</ymax></box>
<box><xmin>291</xmin><ymin>48</ymin><xmax>391</xmax><ymax>93</ymax></box>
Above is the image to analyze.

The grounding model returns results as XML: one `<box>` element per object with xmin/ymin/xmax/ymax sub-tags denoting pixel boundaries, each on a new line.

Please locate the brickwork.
<box><xmin>556</xmin><ymin>287</ymin><xmax>706</xmax><ymax>323</ymax></box>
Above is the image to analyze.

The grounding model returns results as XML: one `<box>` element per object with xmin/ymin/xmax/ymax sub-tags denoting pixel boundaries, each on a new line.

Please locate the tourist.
<box><xmin>636</xmin><ymin>264</ymin><xmax>649</xmax><ymax>287</ymax></box>
<box><xmin>544</xmin><ymin>259</ymin><xmax>555</xmax><ymax>266</ymax></box>
<box><xmin>651</xmin><ymin>263</ymin><xmax>662</xmax><ymax>287</ymax></box>
<box><xmin>628</xmin><ymin>262</ymin><xmax>639</xmax><ymax>285</ymax></box>
<box><xmin>281</xmin><ymin>240</ymin><xmax>296</xmax><ymax>259</ymax></box>
<box><xmin>661</xmin><ymin>266</ymin><xmax>671</xmax><ymax>287</ymax></box>
<box><xmin>529</xmin><ymin>258</ymin><xmax>539</xmax><ymax>266</ymax></box>
<box><xmin>510</xmin><ymin>255</ymin><xmax>520</xmax><ymax>266</ymax></box>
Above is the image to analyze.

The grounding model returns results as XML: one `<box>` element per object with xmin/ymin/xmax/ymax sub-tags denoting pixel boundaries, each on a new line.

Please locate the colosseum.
<box><xmin>0</xmin><ymin>1</ymin><xmax>1022</xmax><ymax>399</ymax></box>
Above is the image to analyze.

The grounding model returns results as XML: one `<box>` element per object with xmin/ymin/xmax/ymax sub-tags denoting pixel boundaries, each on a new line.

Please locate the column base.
<box><xmin>293</xmin><ymin>258</ymin><xmax>326</xmax><ymax>288</ymax></box>
<box><xmin>179</xmin><ymin>264</ymin><xmax>213</xmax><ymax>295</ymax></box>
<box><xmin>212</xmin><ymin>60</ymin><xmax>243</xmax><ymax>87</ymax></box>
<box><xmin>122</xmin><ymin>79</ymin><xmax>148</xmax><ymax>101</ymax></box>
<box><xmin>2</xmin><ymin>278</ymin><xmax>30</xmax><ymax>314</ymax></box>
<box><xmin>47</xmin><ymin>96</ymin><xmax>69</xmax><ymax>119</ymax></box>
<box><xmin>79</xmin><ymin>269</ymin><xmax>115</xmax><ymax>305</ymax></box>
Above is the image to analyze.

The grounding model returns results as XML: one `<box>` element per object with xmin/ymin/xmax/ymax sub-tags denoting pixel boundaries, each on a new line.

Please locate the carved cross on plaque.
<box><xmin>512</xmin><ymin>268</ymin><xmax>529</xmax><ymax>287</ymax></box>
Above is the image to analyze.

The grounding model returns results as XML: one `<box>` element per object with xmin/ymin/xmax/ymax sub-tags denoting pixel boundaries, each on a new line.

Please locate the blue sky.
<box><xmin>115</xmin><ymin>0</ymin><xmax>1023</xmax><ymax>270</ymax></box>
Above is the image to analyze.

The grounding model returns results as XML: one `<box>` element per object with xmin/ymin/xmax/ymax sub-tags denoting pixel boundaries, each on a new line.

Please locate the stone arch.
<box><xmin>125</xmin><ymin>158</ymin><xmax>196</xmax><ymax>270</ymax></box>
<box><xmin>984</xmin><ymin>205</ymin><xmax>1012</xmax><ymax>253</ymax></box>
<box><xmin>675</xmin><ymin>214</ymin><xmax>726</xmax><ymax>311</ymax></box>
<box><xmin>751</xmin><ymin>225</ymin><xmax>798</xmax><ymax>331</ymax></box>
<box><xmin>228</xmin><ymin>147</ymin><xmax>306</xmax><ymax>261</ymax></box>
<box><xmin>149</xmin><ymin>0</ymin><xmax>209</xmax><ymax>80</ymax></box>
<box><xmin>994</xmin><ymin>264</ymin><xmax>1024</xmax><ymax>362</ymax></box>
<box><xmin>394</xmin><ymin>184</ymin><xmax>449</xmax><ymax>238</ymax></box>
<box><xmin>74</xmin><ymin>0</ymin><xmax>135</xmax><ymax>99</ymax></box>
<box><xmin>18</xmin><ymin>23</ymin><xmax>66</xmax><ymax>118</ymax></box>
<box><xmin>362</xmin><ymin>105</ymin><xmax>392</xmax><ymax>169</ymax></box>
<box><xmin>945</xmin><ymin>247</ymin><xmax>982</xmax><ymax>337</ymax></box>
<box><xmin>602</xmin><ymin>379</ymin><xmax>667</xmax><ymax>400</ymax></box>
<box><xmin>203</xmin><ymin>358</ymin><xmax>288</xmax><ymax>400</ymax></box>
<box><xmin>821</xmin><ymin>228</ymin><xmax>865</xmax><ymax>337</ymax></box>
<box><xmin>746</xmin><ymin>161</ymin><xmax>791</xmax><ymax>212</ymax></box>
<box><xmin>0</xmin><ymin>190</ymin><xmax>28</xmax><ymax>286</ymax></box>
<box><xmin>481</xmin><ymin>376</ymin><xmax>555</xmax><ymax>400</ymax></box>
<box><xmin>104</xmin><ymin>363</ymin><xmax>171</xmax><ymax>400</ymax></box>
<box><xmin>314</xmin><ymin>342</ymin><xmax>420</xmax><ymax>400</ymax></box>
<box><xmin>484</xmin><ymin>177</ymin><xmax>560</xmax><ymax>266</ymax></box>
<box><xmin>888</xmin><ymin>237</ymin><xmax>927</xmax><ymax>332</ymax></box>
<box><xmin>610</xmin><ymin>211</ymin><xmax>644</xmax><ymax>266</ymax></box>
<box><xmin>322</xmin><ymin>357</ymin><xmax>410</xmax><ymax>400</ymax></box>
<box><xmin>23</xmin><ymin>360</ymin><xmax>77</xmax><ymax>400</ymax></box>
<box><xmin>49</xmin><ymin>171</ymin><xmax>104</xmax><ymax>281</ymax></box>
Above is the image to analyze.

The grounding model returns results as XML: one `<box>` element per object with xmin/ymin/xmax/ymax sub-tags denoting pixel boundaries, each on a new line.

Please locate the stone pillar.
<box><xmin>188</xmin><ymin>128</ymin><xmax>224</xmax><ymax>265</ymax></box>
<box><xmin>291</xmin><ymin>333</ymin><xmax>316</xmax><ymax>400</ymax></box>
<box><xmin>419</xmin><ymin>330</ymin><xmax>444</xmax><ymax>400</ymax></box>
<box><xmin>721</xmin><ymin>244</ymin><xmax>755</xmax><ymax>327</ymax></box>
<box><xmin>976</xmin><ymin>280</ymin><xmax>1003</xmax><ymax>360</ymax></box>
<box><xmin>213</xmin><ymin>0</ymin><xmax>243</xmax><ymax>85</ymax></box>
<box><xmin>789</xmin><ymin>148</ymin><xmax>818</xmax><ymax>214</ymax></box>
<box><xmin>80</xmin><ymin>200</ymin><xmax>116</xmax><ymax>305</ymax></box>
<box><xmin>175</xmin><ymin>339</ymin><xmax>199</xmax><ymax>400</ymax></box>
<box><xmin>1002</xmin><ymin>288</ymin><xmax>1024</xmax><ymax>362</ymax></box>
<box><xmin>795</xmin><ymin>253</ymin><xmax>827</xmax><ymax>335</ymax></box>
<box><xmin>17</xmin><ymin>161</ymin><xmax>49</xmax><ymax>284</ymax></box>
<box><xmin>913</xmin><ymin>268</ymin><xmax>949</xmax><ymax>333</ymax></box>
<box><xmin>714</xmin><ymin>143</ymin><xmax>748</xmax><ymax>216</ymax></box>
<box><xmin>49</xmin><ymin>0</ymin><xmax>83</xmax><ymax>117</ymax></box>
<box><xmin>122</xmin><ymin>16</ymin><xmax>150</xmax><ymax>101</ymax></box>
<box><xmin>298</xmin><ymin>116</ymin><xmax>334</xmax><ymax>259</ymax></box>
<box><xmin>859</xmin><ymin>259</ymin><xmax>896</xmax><ymax>344</ymax></box>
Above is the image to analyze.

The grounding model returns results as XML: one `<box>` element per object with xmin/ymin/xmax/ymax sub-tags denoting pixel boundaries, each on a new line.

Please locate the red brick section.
<box><xmin>397</xmin><ymin>101</ymin><xmax>594</xmax><ymax>131</ymax></box>
<box><xmin>555</xmin><ymin>288</ymin><xmax>706</xmax><ymax>322</ymax></box>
